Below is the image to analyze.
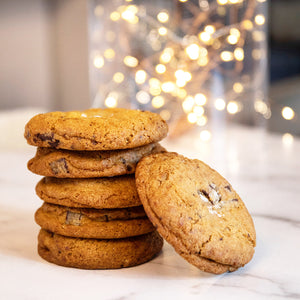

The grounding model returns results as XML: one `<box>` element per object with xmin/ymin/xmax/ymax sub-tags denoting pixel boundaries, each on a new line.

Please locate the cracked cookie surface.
<box><xmin>36</xmin><ymin>175</ymin><xmax>141</xmax><ymax>208</ymax></box>
<box><xmin>28</xmin><ymin>143</ymin><xmax>165</xmax><ymax>178</ymax></box>
<box><xmin>38</xmin><ymin>229</ymin><xmax>163</xmax><ymax>269</ymax></box>
<box><xmin>35</xmin><ymin>203</ymin><xmax>155</xmax><ymax>239</ymax></box>
<box><xmin>24</xmin><ymin>108</ymin><xmax>168</xmax><ymax>151</ymax></box>
<box><xmin>135</xmin><ymin>152</ymin><xmax>256</xmax><ymax>274</ymax></box>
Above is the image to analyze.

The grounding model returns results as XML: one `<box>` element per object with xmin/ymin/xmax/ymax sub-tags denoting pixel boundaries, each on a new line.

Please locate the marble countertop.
<box><xmin>1</xmin><ymin>123</ymin><xmax>300</xmax><ymax>300</ymax></box>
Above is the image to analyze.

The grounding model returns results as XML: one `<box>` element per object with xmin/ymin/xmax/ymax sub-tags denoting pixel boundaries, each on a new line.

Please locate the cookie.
<box><xmin>38</xmin><ymin>229</ymin><xmax>163</xmax><ymax>269</ymax></box>
<box><xmin>36</xmin><ymin>175</ymin><xmax>141</xmax><ymax>209</ymax></box>
<box><xmin>35</xmin><ymin>203</ymin><xmax>155</xmax><ymax>239</ymax></box>
<box><xmin>135</xmin><ymin>152</ymin><xmax>256</xmax><ymax>274</ymax></box>
<box><xmin>28</xmin><ymin>143</ymin><xmax>165</xmax><ymax>178</ymax></box>
<box><xmin>24</xmin><ymin>108</ymin><xmax>168</xmax><ymax>151</ymax></box>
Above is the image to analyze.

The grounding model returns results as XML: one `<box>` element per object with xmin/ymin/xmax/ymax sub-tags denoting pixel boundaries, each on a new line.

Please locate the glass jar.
<box><xmin>88</xmin><ymin>0</ymin><xmax>268</xmax><ymax>138</ymax></box>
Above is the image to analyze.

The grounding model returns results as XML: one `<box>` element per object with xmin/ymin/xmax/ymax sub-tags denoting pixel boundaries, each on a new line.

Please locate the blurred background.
<box><xmin>0</xmin><ymin>0</ymin><xmax>299</xmax><ymax>144</ymax></box>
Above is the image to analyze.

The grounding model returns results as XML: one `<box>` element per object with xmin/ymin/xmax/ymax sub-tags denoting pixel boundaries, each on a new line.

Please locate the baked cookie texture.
<box><xmin>35</xmin><ymin>203</ymin><xmax>155</xmax><ymax>239</ymax></box>
<box><xmin>24</xmin><ymin>108</ymin><xmax>168</xmax><ymax>151</ymax></box>
<box><xmin>28</xmin><ymin>143</ymin><xmax>165</xmax><ymax>178</ymax></box>
<box><xmin>38</xmin><ymin>229</ymin><xmax>163</xmax><ymax>269</ymax></box>
<box><xmin>135</xmin><ymin>152</ymin><xmax>256</xmax><ymax>274</ymax></box>
<box><xmin>36</xmin><ymin>176</ymin><xmax>141</xmax><ymax>208</ymax></box>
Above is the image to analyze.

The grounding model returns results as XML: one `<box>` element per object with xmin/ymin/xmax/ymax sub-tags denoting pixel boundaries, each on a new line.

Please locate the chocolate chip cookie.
<box><xmin>36</xmin><ymin>175</ymin><xmax>141</xmax><ymax>209</ymax></box>
<box><xmin>25</xmin><ymin>108</ymin><xmax>168</xmax><ymax>151</ymax></box>
<box><xmin>28</xmin><ymin>143</ymin><xmax>165</xmax><ymax>178</ymax></box>
<box><xmin>38</xmin><ymin>229</ymin><xmax>163</xmax><ymax>269</ymax></box>
<box><xmin>35</xmin><ymin>203</ymin><xmax>155</xmax><ymax>239</ymax></box>
<box><xmin>135</xmin><ymin>152</ymin><xmax>256</xmax><ymax>274</ymax></box>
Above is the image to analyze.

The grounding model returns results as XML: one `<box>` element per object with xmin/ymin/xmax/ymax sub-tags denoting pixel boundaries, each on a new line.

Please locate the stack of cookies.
<box><xmin>24</xmin><ymin>108</ymin><xmax>168</xmax><ymax>269</ymax></box>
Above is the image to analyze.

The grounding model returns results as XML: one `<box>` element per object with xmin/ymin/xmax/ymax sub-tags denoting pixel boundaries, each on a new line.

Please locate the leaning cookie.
<box><xmin>36</xmin><ymin>175</ymin><xmax>141</xmax><ymax>209</ymax></box>
<box><xmin>35</xmin><ymin>203</ymin><xmax>155</xmax><ymax>239</ymax></box>
<box><xmin>38</xmin><ymin>229</ymin><xmax>163</xmax><ymax>269</ymax></box>
<box><xmin>28</xmin><ymin>143</ymin><xmax>165</xmax><ymax>178</ymax></box>
<box><xmin>25</xmin><ymin>108</ymin><xmax>168</xmax><ymax>151</ymax></box>
<box><xmin>135</xmin><ymin>152</ymin><xmax>256</xmax><ymax>274</ymax></box>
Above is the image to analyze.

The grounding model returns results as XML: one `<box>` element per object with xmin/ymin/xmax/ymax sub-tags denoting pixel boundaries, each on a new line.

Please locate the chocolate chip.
<box><xmin>219</xmin><ymin>237</ymin><xmax>223</xmax><ymax>241</ymax></box>
<box><xmin>225</xmin><ymin>185</ymin><xmax>232</xmax><ymax>191</ymax></box>
<box><xmin>48</xmin><ymin>140</ymin><xmax>60</xmax><ymax>148</ymax></box>
<box><xmin>232</xmin><ymin>198</ymin><xmax>238</xmax><ymax>202</ymax></box>
<box><xmin>36</xmin><ymin>133</ymin><xmax>54</xmax><ymax>141</ymax></box>
<box><xmin>50</xmin><ymin>158</ymin><xmax>69</xmax><ymax>175</ymax></box>
<box><xmin>120</xmin><ymin>158</ymin><xmax>126</xmax><ymax>165</ymax></box>
<box><xmin>65</xmin><ymin>211</ymin><xmax>82</xmax><ymax>226</ymax></box>
<box><xmin>126</xmin><ymin>165</ymin><xmax>133</xmax><ymax>172</ymax></box>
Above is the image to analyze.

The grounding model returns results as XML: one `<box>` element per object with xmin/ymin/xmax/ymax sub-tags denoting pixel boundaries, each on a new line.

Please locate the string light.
<box><xmin>157</xmin><ymin>11</ymin><xmax>169</xmax><ymax>23</ymax></box>
<box><xmin>135</xmin><ymin>70</ymin><xmax>147</xmax><ymax>84</ymax></box>
<box><xmin>214</xmin><ymin>98</ymin><xmax>226</xmax><ymax>110</ymax></box>
<box><xmin>255</xmin><ymin>14</ymin><xmax>265</xmax><ymax>25</ymax></box>
<box><xmin>221</xmin><ymin>51</ymin><xmax>234</xmax><ymax>62</ymax></box>
<box><xmin>91</xmin><ymin>0</ymin><xmax>268</xmax><ymax>132</ymax></box>
<box><xmin>155</xmin><ymin>64</ymin><xmax>166</xmax><ymax>74</ymax></box>
<box><xmin>195</xmin><ymin>93</ymin><xmax>207</xmax><ymax>106</ymax></box>
<box><xmin>227</xmin><ymin>101</ymin><xmax>239</xmax><ymax>114</ymax></box>
<box><xmin>152</xmin><ymin>96</ymin><xmax>165</xmax><ymax>108</ymax></box>
<box><xmin>113</xmin><ymin>72</ymin><xmax>124</xmax><ymax>83</ymax></box>
<box><xmin>93</xmin><ymin>55</ymin><xmax>104</xmax><ymax>69</ymax></box>
<box><xmin>282</xmin><ymin>107</ymin><xmax>295</xmax><ymax>120</ymax></box>
<box><xmin>123</xmin><ymin>56</ymin><xmax>139</xmax><ymax>67</ymax></box>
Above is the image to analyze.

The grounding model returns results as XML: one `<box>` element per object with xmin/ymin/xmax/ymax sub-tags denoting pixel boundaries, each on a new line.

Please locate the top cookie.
<box><xmin>24</xmin><ymin>108</ymin><xmax>168</xmax><ymax>151</ymax></box>
<box><xmin>135</xmin><ymin>152</ymin><xmax>256</xmax><ymax>274</ymax></box>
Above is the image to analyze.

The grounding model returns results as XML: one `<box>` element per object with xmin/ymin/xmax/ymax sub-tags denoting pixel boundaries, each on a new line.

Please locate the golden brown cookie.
<box><xmin>24</xmin><ymin>108</ymin><xmax>168</xmax><ymax>151</ymax></box>
<box><xmin>35</xmin><ymin>203</ymin><xmax>155</xmax><ymax>239</ymax></box>
<box><xmin>38</xmin><ymin>229</ymin><xmax>163</xmax><ymax>269</ymax></box>
<box><xmin>36</xmin><ymin>175</ymin><xmax>141</xmax><ymax>209</ymax></box>
<box><xmin>28</xmin><ymin>143</ymin><xmax>165</xmax><ymax>178</ymax></box>
<box><xmin>135</xmin><ymin>152</ymin><xmax>256</xmax><ymax>274</ymax></box>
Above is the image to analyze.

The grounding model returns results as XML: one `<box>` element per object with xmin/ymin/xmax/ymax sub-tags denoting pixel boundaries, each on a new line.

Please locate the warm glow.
<box><xmin>198</xmin><ymin>32</ymin><xmax>211</xmax><ymax>43</ymax></box>
<box><xmin>184</xmin><ymin>72</ymin><xmax>192</xmax><ymax>82</ymax></box>
<box><xmin>157</xmin><ymin>11</ymin><xmax>169</xmax><ymax>23</ymax></box>
<box><xmin>195</xmin><ymin>93</ymin><xmax>207</xmax><ymax>106</ymax></box>
<box><xmin>254</xmin><ymin>100</ymin><xmax>268</xmax><ymax>115</ymax></box>
<box><xmin>253</xmin><ymin>30</ymin><xmax>265</xmax><ymax>42</ymax></box>
<box><xmin>230</xmin><ymin>28</ymin><xmax>240</xmax><ymax>37</ymax></box>
<box><xmin>282</xmin><ymin>133</ymin><xmax>294</xmax><ymax>147</ymax></box>
<box><xmin>105</xmin><ymin>95</ymin><xmax>118</xmax><ymax>108</ymax></box>
<box><xmin>149</xmin><ymin>78</ymin><xmax>161</xmax><ymax>96</ymax></box>
<box><xmin>135</xmin><ymin>70</ymin><xmax>147</xmax><ymax>84</ymax></box>
<box><xmin>177</xmin><ymin>89</ymin><xmax>187</xmax><ymax>99</ymax></box>
<box><xmin>234</xmin><ymin>48</ymin><xmax>244</xmax><ymax>61</ymax></box>
<box><xmin>214</xmin><ymin>98</ymin><xmax>226</xmax><ymax>110</ymax></box>
<box><xmin>233</xmin><ymin>82</ymin><xmax>244</xmax><ymax>93</ymax></box>
<box><xmin>104</xmin><ymin>48</ymin><xmax>115</xmax><ymax>60</ymax></box>
<box><xmin>182</xmin><ymin>96</ymin><xmax>195</xmax><ymax>113</ymax></box>
<box><xmin>158</xmin><ymin>27</ymin><xmax>168</xmax><ymax>36</ymax></box>
<box><xmin>185</xmin><ymin>43</ymin><xmax>201</xmax><ymax>60</ymax></box>
<box><xmin>176</xmin><ymin>79</ymin><xmax>186</xmax><ymax>88</ymax></box>
<box><xmin>217</xmin><ymin>0</ymin><xmax>228</xmax><ymax>5</ymax></box>
<box><xmin>179</xmin><ymin>0</ymin><xmax>188</xmax><ymax>2</ymax></box>
<box><xmin>152</xmin><ymin>96</ymin><xmax>165</xmax><ymax>108</ymax></box>
<box><xmin>93</xmin><ymin>55</ymin><xmax>104</xmax><ymax>69</ymax></box>
<box><xmin>227</xmin><ymin>101</ymin><xmax>239</xmax><ymax>114</ymax></box>
<box><xmin>200</xmin><ymin>130</ymin><xmax>211</xmax><ymax>141</ymax></box>
<box><xmin>204</xmin><ymin>25</ymin><xmax>215</xmax><ymax>34</ymax></box>
<box><xmin>175</xmin><ymin>70</ymin><xmax>185</xmax><ymax>80</ymax></box>
<box><xmin>136</xmin><ymin>91</ymin><xmax>150</xmax><ymax>104</ymax></box>
<box><xmin>197</xmin><ymin>56</ymin><xmax>208</xmax><ymax>66</ymax></box>
<box><xmin>227</xmin><ymin>35</ymin><xmax>238</xmax><ymax>44</ymax></box>
<box><xmin>241</xmin><ymin>20</ymin><xmax>253</xmax><ymax>30</ymax></box>
<box><xmin>124</xmin><ymin>56</ymin><xmax>138</xmax><ymax>67</ymax></box>
<box><xmin>197</xmin><ymin>116</ymin><xmax>207</xmax><ymax>126</ymax></box>
<box><xmin>187</xmin><ymin>112</ymin><xmax>197</xmax><ymax>124</ymax></box>
<box><xmin>221</xmin><ymin>51</ymin><xmax>234</xmax><ymax>62</ymax></box>
<box><xmin>282</xmin><ymin>107</ymin><xmax>295</xmax><ymax>120</ymax></box>
<box><xmin>255</xmin><ymin>14</ymin><xmax>265</xmax><ymax>25</ymax></box>
<box><xmin>161</xmin><ymin>81</ymin><xmax>176</xmax><ymax>93</ymax></box>
<box><xmin>155</xmin><ymin>64</ymin><xmax>166</xmax><ymax>74</ymax></box>
<box><xmin>160</xmin><ymin>48</ymin><xmax>174</xmax><ymax>63</ymax></box>
<box><xmin>193</xmin><ymin>106</ymin><xmax>204</xmax><ymax>116</ymax></box>
<box><xmin>110</xmin><ymin>11</ymin><xmax>120</xmax><ymax>21</ymax></box>
<box><xmin>113</xmin><ymin>72</ymin><xmax>124</xmax><ymax>83</ymax></box>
